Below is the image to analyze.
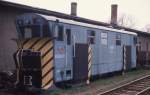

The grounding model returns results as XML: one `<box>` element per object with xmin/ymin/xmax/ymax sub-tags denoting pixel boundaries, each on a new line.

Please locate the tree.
<box><xmin>117</xmin><ymin>14</ymin><xmax>136</xmax><ymax>28</ymax></box>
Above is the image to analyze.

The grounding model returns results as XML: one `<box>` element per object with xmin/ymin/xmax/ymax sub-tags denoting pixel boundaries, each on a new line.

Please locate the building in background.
<box><xmin>110</xmin><ymin>4</ymin><xmax>150</xmax><ymax>67</ymax></box>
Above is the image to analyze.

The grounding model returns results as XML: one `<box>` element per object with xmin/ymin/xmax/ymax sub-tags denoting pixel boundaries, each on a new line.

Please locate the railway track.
<box><xmin>98</xmin><ymin>75</ymin><xmax>150</xmax><ymax>95</ymax></box>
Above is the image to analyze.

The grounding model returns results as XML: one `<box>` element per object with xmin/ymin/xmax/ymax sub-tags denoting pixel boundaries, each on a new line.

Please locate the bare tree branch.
<box><xmin>117</xmin><ymin>14</ymin><xmax>136</xmax><ymax>28</ymax></box>
<box><xmin>144</xmin><ymin>24</ymin><xmax>150</xmax><ymax>32</ymax></box>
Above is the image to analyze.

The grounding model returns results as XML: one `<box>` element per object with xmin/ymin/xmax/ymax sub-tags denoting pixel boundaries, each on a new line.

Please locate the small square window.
<box><xmin>24</xmin><ymin>28</ymin><xmax>32</xmax><ymax>38</ymax></box>
<box><xmin>87</xmin><ymin>30</ymin><xmax>95</xmax><ymax>44</ymax></box>
<box><xmin>101</xmin><ymin>32</ymin><xmax>107</xmax><ymax>45</ymax></box>
<box><xmin>57</xmin><ymin>25</ymin><xmax>64</xmax><ymax>41</ymax></box>
<box><xmin>66</xmin><ymin>29</ymin><xmax>71</xmax><ymax>45</ymax></box>
<box><xmin>116</xmin><ymin>34</ymin><xmax>121</xmax><ymax>46</ymax></box>
<box><xmin>43</xmin><ymin>23</ymin><xmax>51</xmax><ymax>37</ymax></box>
<box><xmin>133</xmin><ymin>37</ymin><xmax>137</xmax><ymax>45</ymax></box>
<box><xmin>116</xmin><ymin>40</ymin><xmax>121</xmax><ymax>45</ymax></box>
<box><xmin>66</xmin><ymin>70</ymin><xmax>71</xmax><ymax>77</ymax></box>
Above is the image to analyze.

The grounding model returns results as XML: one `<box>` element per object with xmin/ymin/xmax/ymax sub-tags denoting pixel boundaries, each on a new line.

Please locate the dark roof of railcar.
<box><xmin>0</xmin><ymin>0</ymin><xmax>150</xmax><ymax>36</ymax></box>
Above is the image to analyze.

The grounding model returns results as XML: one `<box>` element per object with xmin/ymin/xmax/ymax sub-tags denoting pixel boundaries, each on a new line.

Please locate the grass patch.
<box><xmin>93</xmin><ymin>69</ymin><xmax>150</xmax><ymax>86</ymax></box>
<box><xmin>42</xmin><ymin>90</ymin><xmax>61</xmax><ymax>95</ymax></box>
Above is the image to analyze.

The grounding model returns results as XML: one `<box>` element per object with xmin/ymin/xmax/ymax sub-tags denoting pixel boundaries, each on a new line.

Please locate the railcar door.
<box><xmin>123</xmin><ymin>45</ymin><xmax>132</xmax><ymax>70</ymax></box>
<box><xmin>65</xmin><ymin>28</ymin><xmax>73</xmax><ymax>80</ymax></box>
<box><xmin>73</xmin><ymin>44</ymin><xmax>92</xmax><ymax>83</ymax></box>
<box><xmin>54</xmin><ymin>25</ymin><xmax>73</xmax><ymax>82</ymax></box>
<box><xmin>73</xmin><ymin>44</ymin><xmax>88</xmax><ymax>82</ymax></box>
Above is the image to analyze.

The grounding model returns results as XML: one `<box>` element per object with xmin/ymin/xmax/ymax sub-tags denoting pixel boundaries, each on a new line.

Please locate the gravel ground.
<box><xmin>50</xmin><ymin>69</ymin><xmax>150</xmax><ymax>95</ymax></box>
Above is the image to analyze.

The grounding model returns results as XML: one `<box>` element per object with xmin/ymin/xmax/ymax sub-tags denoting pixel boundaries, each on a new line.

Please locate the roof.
<box><xmin>115</xmin><ymin>26</ymin><xmax>150</xmax><ymax>37</ymax></box>
<box><xmin>37</xmin><ymin>13</ymin><xmax>137</xmax><ymax>35</ymax></box>
<box><xmin>0</xmin><ymin>0</ymin><xmax>150</xmax><ymax>36</ymax></box>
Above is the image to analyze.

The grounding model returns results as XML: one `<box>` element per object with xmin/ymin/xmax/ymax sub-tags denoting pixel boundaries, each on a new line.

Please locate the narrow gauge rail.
<box><xmin>137</xmin><ymin>87</ymin><xmax>150</xmax><ymax>95</ymax></box>
<box><xmin>98</xmin><ymin>75</ymin><xmax>150</xmax><ymax>95</ymax></box>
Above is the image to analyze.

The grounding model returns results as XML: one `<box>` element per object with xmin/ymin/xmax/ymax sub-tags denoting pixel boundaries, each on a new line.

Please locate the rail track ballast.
<box><xmin>98</xmin><ymin>75</ymin><xmax>150</xmax><ymax>95</ymax></box>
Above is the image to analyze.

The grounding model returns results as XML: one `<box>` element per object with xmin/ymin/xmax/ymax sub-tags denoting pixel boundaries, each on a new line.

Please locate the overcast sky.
<box><xmin>4</xmin><ymin>0</ymin><xmax>150</xmax><ymax>30</ymax></box>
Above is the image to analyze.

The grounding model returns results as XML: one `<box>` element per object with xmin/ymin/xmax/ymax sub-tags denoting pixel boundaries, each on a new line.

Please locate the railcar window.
<box><xmin>43</xmin><ymin>24</ymin><xmax>51</xmax><ymax>37</ymax></box>
<box><xmin>30</xmin><ymin>26</ymin><xmax>40</xmax><ymax>37</ymax></box>
<box><xmin>116</xmin><ymin>34</ymin><xmax>121</xmax><ymax>46</ymax></box>
<box><xmin>66</xmin><ymin>70</ymin><xmax>71</xmax><ymax>77</ymax></box>
<box><xmin>66</xmin><ymin>29</ymin><xmax>71</xmax><ymax>45</ymax></box>
<box><xmin>19</xmin><ymin>26</ymin><xmax>25</xmax><ymax>38</ymax></box>
<box><xmin>133</xmin><ymin>37</ymin><xmax>137</xmax><ymax>45</ymax></box>
<box><xmin>24</xmin><ymin>28</ymin><xmax>32</xmax><ymax>38</ymax></box>
<box><xmin>19</xmin><ymin>25</ymin><xmax>40</xmax><ymax>38</ymax></box>
<box><xmin>101</xmin><ymin>32</ymin><xmax>107</xmax><ymax>45</ymax></box>
<box><xmin>57</xmin><ymin>26</ymin><xmax>64</xmax><ymax>41</ymax></box>
<box><xmin>87</xmin><ymin>30</ymin><xmax>95</xmax><ymax>44</ymax></box>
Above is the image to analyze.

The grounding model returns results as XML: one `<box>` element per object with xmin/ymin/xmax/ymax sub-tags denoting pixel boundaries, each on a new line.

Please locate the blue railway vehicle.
<box><xmin>14</xmin><ymin>13</ymin><xmax>137</xmax><ymax>90</ymax></box>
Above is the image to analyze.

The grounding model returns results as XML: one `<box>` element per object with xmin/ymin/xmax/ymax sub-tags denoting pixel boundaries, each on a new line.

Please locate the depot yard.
<box><xmin>43</xmin><ymin>68</ymin><xmax>150</xmax><ymax>95</ymax></box>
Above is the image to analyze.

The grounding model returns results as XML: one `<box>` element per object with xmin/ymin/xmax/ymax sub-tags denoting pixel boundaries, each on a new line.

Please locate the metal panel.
<box><xmin>51</xmin><ymin>20</ymin><xmax>137</xmax><ymax>80</ymax></box>
<box><xmin>54</xmin><ymin>23</ymin><xmax>73</xmax><ymax>82</ymax></box>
